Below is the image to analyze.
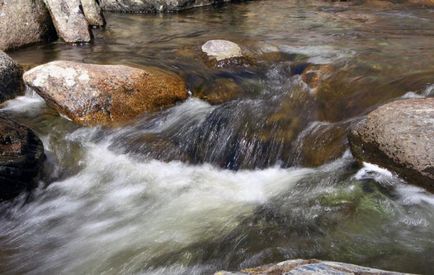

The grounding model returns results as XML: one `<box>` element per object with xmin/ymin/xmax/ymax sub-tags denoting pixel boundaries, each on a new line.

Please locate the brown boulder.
<box><xmin>0</xmin><ymin>0</ymin><xmax>56</xmax><ymax>51</ymax></box>
<box><xmin>23</xmin><ymin>61</ymin><xmax>188</xmax><ymax>126</ymax></box>
<box><xmin>349</xmin><ymin>98</ymin><xmax>434</xmax><ymax>190</ymax></box>
<box><xmin>0</xmin><ymin>116</ymin><xmax>45</xmax><ymax>200</ymax></box>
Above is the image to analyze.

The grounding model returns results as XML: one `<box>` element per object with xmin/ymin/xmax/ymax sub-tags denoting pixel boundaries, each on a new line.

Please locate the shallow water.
<box><xmin>1</xmin><ymin>1</ymin><xmax>434</xmax><ymax>274</ymax></box>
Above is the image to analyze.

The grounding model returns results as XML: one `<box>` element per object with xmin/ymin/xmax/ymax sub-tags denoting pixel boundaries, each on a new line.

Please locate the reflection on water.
<box><xmin>1</xmin><ymin>0</ymin><xmax>434</xmax><ymax>274</ymax></box>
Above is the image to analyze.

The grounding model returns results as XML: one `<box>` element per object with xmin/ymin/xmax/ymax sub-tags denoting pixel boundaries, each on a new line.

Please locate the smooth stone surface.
<box><xmin>0</xmin><ymin>0</ymin><xmax>56</xmax><ymax>51</ymax></box>
<box><xmin>23</xmin><ymin>61</ymin><xmax>188</xmax><ymax>126</ymax></box>
<box><xmin>81</xmin><ymin>0</ymin><xmax>105</xmax><ymax>27</ymax></box>
<box><xmin>99</xmin><ymin>0</ymin><xmax>232</xmax><ymax>13</ymax></box>
<box><xmin>43</xmin><ymin>0</ymin><xmax>91</xmax><ymax>43</ymax></box>
<box><xmin>0</xmin><ymin>116</ymin><xmax>45</xmax><ymax>200</ymax></box>
<box><xmin>0</xmin><ymin>51</ymin><xmax>24</xmax><ymax>103</ymax></box>
<box><xmin>349</xmin><ymin>98</ymin><xmax>434</xmax><ymax>190</ymax></box>
<box><xmin>202</xmin><ymin>40</ymin><xmax>243</xmax><ymax>61</ymax></box>
<box><xmin>216</xmin><ymin>259</ymin><xmax>408</xmax><ymax>274</ymax></box>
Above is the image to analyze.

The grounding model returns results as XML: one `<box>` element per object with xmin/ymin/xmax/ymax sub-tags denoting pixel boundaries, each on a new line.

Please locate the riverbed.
<box><xmin>1</xmin><ymin>1</ymin><xmax>434</xmax><ymax>274</ymax></box>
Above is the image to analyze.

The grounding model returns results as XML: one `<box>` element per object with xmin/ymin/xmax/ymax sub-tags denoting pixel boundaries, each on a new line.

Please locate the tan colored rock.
<box><xmin>23</xmin><ymin>61</ymin><xmax>188</xmax><ymax>126</ymax></box>
<box><xmin>0</xmin><ymin>0</ymin><xmax>56</xmax><ymax>51</ymax></box>
<box><xmin>81</xmin><ymin>0</ymin><xmax>105</xmax><ymax>27</ymax></box>
<box><xmin>349</xmin><ymin>98</ymin><xmax>434</xmax><ymax>190</ymax></box>
<box><xmin>43</xmin><ymin>0</ymin><xmax>91</xmax><ymax>43</ymax></box>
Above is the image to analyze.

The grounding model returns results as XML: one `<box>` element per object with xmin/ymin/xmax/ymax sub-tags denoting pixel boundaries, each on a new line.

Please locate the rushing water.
<box><xmin>1</xmin><ymin>1</ymin><xmax>434</xmax><ymax>274</ymax></box>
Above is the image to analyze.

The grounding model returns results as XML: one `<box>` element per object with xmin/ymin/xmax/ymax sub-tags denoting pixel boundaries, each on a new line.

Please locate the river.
<box><xmin>1</xmin><ymin>1</ymin><xmax>434</xmax><ymax>274</ymax></box>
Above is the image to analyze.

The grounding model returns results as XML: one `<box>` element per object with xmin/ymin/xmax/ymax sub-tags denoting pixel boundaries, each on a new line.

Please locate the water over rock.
<box><xmin>349</xmin><ymin>98</ymin><xmax>434</xmax><ymax>190</ymax></box>
<box><xmin>99</xmin><ymin>0</ymin><xmax>233</xmax><ymax>13</ymax></box>
<box><xmin>0</xmin><ymin>0</ymin><xmax>57</xmax><ymax>51</ymax></box>
<box><xmin>23</xmin><ymin>61</ymin><xmax>188</xmax><ymax>126</ymax></box>
<box><xmin>43</xmin><ymin>0</ymin><xmax>91</xmax><ymax>43</ymax></box>
<box><xmin>0</xmin><ymin>116</ymin><xmax>45</xmax><ymax>200</ymax></box>
<box><xmin>0</xmin><ymin>51</ymin><xmax>24</xmax><ymax>104</ymax></box>
<box><xmin>216</xmin><ymin>259</ymin><xmax>407</xmax><ymax>274</ymax></box>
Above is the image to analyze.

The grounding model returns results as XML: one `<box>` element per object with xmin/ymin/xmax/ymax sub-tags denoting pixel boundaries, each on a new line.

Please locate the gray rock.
<box><xmin>0</xmin><ymin>51</ymin><xmax>24</xmax><ymax>103</ymax></box>
<box><xmin>202</xmin><ymin>40</ymin><xmax>243</xmax><ymax>61</ymax></box>
<box><xmin>0</xmin><ymin>116</ymin><xmax>45</xmax><ymax>200</ymax></box>
<box><xmin>81</xmin><ymin>0</ymin><xmax>105</xmax><ymax>27</ymax></box>
<box><xmin>216</xmin><ymin>259</ymin><xmax>410</xmax><ymax>274</ymax></box>
<box><xmin>0</xmin><ymin>0</ymin><xmax>56</xmax><ymax>51</ymax></box>
<box><xmin>23</xmin><ymin>61</ymin><xmax>188</xmax><ymax>126</ymax></box>
<box><xmin>99</xmin><ymin>0</ymin><xmax>232</xmax><ymax>13</ymax></box>
<box><xmin>43</xmin><ymin>0</ymin><xmax>91</xmax><ymax>43</ymax></box>
<box><xmin>349</xmin><ymin>98</ymin><xmax>434</xmax><ymax>190</ymax></box>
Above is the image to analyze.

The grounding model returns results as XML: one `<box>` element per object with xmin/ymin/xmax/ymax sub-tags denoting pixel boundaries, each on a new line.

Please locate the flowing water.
<box><xmin>1</xmin><ymin>1</ymin><xmax>434</xmax><ymax>274</ymax></box>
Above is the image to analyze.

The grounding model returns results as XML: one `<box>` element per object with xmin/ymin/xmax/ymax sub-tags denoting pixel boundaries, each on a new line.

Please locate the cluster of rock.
<box><xmin>0</xmin><ymin>0</ymin><xmax>250</xmax><ymax>49</ymax></box>
<box><xmin>216</xmin><ymin>259</ymin><xmax>408</xmax><ymax>274</ymax></box>
<box><xmin>99</xmin><ymin>0</ymin><xmax>236</xmax><ymax>13</ymax></box>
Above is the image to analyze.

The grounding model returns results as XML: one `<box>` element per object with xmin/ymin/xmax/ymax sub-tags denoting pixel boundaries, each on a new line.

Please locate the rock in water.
<box><xmin>23</xmin><ymin>61</ymin><xmax>188</xmax><ymax>126</ymax></box>
<box><xmin>0</xmin><ymin>116</ymin><xmax>45</xmax><ymax>200</ymax></box>
<box><xmin>0</xmin><ymin>51</ymin><xmax>24</xmax><ymax>103</ymax></box>
<box><xmin>81</xmin><ymin>0</ymin><xmax>105</xmax><ymax>27</ymax></box>
<box><xmin>349</xmin><ymin>98</ymin><xmax>434</xmax><ymax>190</ymax></box>
<box><xmin>99</xmin><ymin>0</ymin><xmax>232</xmax><ymax>13</ymax></box>
<box><xmin>0</xmin><ymin>0</ymin><xmax>56</xmax><ymax>51</ymax></box>
<box><xmin>43</xmin><ymin>0</ymin><xmax>91</xmax><ymax>43</ymax></box>
<box><xmin>216</xmin><ymin>259</ymin><xmax>407</xmax><ymax>274</ymax></box>
<box><xmin>202</xmin><ymin>40</ymin><xmax>243</xmax><ymax>61</ymax></box>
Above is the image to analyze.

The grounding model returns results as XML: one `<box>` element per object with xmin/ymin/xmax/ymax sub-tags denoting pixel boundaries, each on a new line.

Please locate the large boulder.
<box><xmin>81</xmin><ymin>0</ymin><xmax>105</xmax><ymax>27</ymax></box>
<box><xmin>0</xmin><ymin>116</ymin><xmax>45</xmax><ymax>200</ymax></box>
<box><xmin>0</xmin><ymin>0</ymin><xmax>56</xmax><ymax>51</ymax></box>
<box><xmin>99</xmin><ymin>0</ymin><xmax>232</xmax><ymax>13</ymax></box>
<box><xmin>23</xmin><ymin>61</ymin><xmax>188</xmax><ymax>126</ymax></box>
<box><xmin>0</xmin><ymin>51</ymin><xmax>24</xmax><ymax>103</ymax></box>
<box><xmin>349</xmin><ymin>98</ymin><xmax>434</xmax><ymax>190</ymax></box>
<box><xmin>216</xmin><ymin>259</ymin><xmax>406</xmax><ymax>274</ymax></box>
<box><xmin>43</xmin><ymin>0</ymin><xmax>91</xmax><ymax>43</ymax></box>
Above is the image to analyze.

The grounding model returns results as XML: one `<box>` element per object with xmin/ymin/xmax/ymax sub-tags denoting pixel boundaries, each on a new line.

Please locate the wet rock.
<box><xmin>99</xmin><ymin>0</ymin><xmax>232</xmax><ymax>13</ymax></box>
<box><xmin>194</xmin><ymin>78</ymin><xmax>245</xmax><ymax>105</ymax></box>
<box><xmin>216</xmin><ymin>259</ymin><xmax>406</xmax><ymax>274</ymax></box>
<box><xmin>349</xmin><ymin>98</ymin><xmax>434</xmax><ymax>190</ymax></box>
<box><xmin>300</xmin><ymin>64</ymin><xmax>335</xmax><ymax>91</ymax></box>
<box><xmin>292</xmin><ymin>121</ymin><xmax>349</xmax><ymax>167</ymax></box>
<box><xmin>43</xmin><ymin>0</ymin><xmax>91</xmax><ymax>43</ymax></box>
<box><xmin>23</xmin><ymin>61</ymin><xmax>188</xmax><ymax>126</ymax></box>
<box><xmin>202</xmin><ymin>40</ymin><xmax>242</xmax><ymax>61</ymax></box>
<box><xmin>0</xmin><ymin>116</ymin><xmax>45</xmax><ymax>200</ymax></box>
<box><xmin>202</xmin><ymin>40</ymin><xmax>249</xmax><ymax>68</ymax></box>
<box><xmin>0</xmin><ymin>0</ymin><xmax>56</xmax><ymax>51</ymax></box>
<box><xmin>0</xmin><ymin>51</ymin><xmax>24</xmax><ymax>103</ymax></box>
<box><xmin>81</xmin><ymin>0</ymin><xmax>105</xmax><ymax>27</ymax></box>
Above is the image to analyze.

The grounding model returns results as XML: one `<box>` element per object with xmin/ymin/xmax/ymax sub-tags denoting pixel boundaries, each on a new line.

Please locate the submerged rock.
<box><xmin>43</xmin><ymin>0</ymin><xmax>91</xmax><ymax>43</ymax></box>
<box><xmin>0</xmin><ymin>0</ymin><xmax>56</xmax><ymax>51</ymax></box>
<box><xmin>23</xmin><ymin>61</ymin><xmax>188</xmax><ymax>126</ymax></box>
<box><xmin>0</xmin><ymin>51</ymin><xmax>24</xmax><ymax>103</ymax></box>
<box><xmin>216</xmin><ymin>259</ymin><xmax>406</xmax><ymax>274</ymax></box>
<box><xmin>194</xmin><ymin>78</ymin><xmax>245</xmax><ymax>105</ymax></box>
<box><xmin>81</xmin><ymin>0</ymin><xmax>105</xmax><ymax>27</ymax></box>
<box><xmin>99</xmin><ymin>0</ymin><xmax>233</xmax><ymax>13</ymax></box>
<box><xmin>349</xmin><ymin>98</ymin><xmax>434</xmax><ymax>190</ymax></box>
<box><xmin>0</xmin><ymin>116</ymin><xmax>45</xmax><ymax>200</ymax></box>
